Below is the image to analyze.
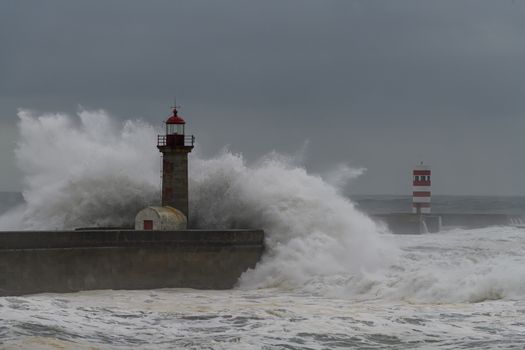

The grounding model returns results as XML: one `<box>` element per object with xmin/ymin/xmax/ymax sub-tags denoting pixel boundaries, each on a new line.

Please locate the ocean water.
<box><xmin>1</xmin><ymin>109</ymin><xmax>525</xmax><ymax>349</ymax></box>
<box><xmin>2</xmin><ymin>226</ymin><xmax>525</xmax><ymax>349</ymax></box>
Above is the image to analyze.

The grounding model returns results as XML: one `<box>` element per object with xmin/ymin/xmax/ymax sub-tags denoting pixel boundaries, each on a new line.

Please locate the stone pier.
<box><xmin>0</xmin><ymin>229</ymin><xmax>264</xmax><ymax>296</ymax></box>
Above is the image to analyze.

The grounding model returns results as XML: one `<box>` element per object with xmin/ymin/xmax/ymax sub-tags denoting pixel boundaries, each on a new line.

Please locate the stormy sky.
<box><xmin>1</xmin><ymin>0</ymin><xmax>525</xmax><ymax>195</ymax></box>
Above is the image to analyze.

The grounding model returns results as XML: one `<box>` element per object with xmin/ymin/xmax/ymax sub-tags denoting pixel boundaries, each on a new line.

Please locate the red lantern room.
<box><xmin>166</xmin><ymin>107</ymin><xmax>185</xmax><ymax>134</ymax></box>
<box><xmin>165</xmin><ymin>107</ymin><xmax>186</xmax><ymax>147</ymax></box>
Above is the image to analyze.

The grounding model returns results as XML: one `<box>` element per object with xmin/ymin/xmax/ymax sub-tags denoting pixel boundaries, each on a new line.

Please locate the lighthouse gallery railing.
<box><xmin>157</xmin><ymin>135</ymin><xmax>195</xmax><ymax>147</ymax></box>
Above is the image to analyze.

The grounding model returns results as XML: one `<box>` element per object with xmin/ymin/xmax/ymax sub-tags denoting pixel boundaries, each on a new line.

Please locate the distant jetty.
<box><xmin>371</xmin><ymin>163</ymin><xmax>523</xmax><ymax>234</ymax></box>
<box><xmin>373</xmin><ymin>213</ymin><xmax>523</xmax><ymax>234</ymax></box>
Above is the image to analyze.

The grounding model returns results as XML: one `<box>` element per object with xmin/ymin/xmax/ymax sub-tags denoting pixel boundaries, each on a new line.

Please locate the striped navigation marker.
<box><xmin>412</xmin><ymin>162</ymin><xmax>431</xmax><ymax>214</ymax></box>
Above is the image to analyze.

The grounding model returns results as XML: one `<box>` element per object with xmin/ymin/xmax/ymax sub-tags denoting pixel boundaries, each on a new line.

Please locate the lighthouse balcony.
<box><xmin>157</xmin><ymin>134</ymin><xmax>195</xmax><ymax>148</ymax></box>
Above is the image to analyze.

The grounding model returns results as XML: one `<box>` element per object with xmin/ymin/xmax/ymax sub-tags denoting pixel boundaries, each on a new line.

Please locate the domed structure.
<box><xmin>135</xmin><ymin>206</ymin><xmax>187</xmax><ymax>230</ymax></box>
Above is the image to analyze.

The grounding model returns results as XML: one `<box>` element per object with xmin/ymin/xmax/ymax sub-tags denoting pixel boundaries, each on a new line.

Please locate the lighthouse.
<box><xmin>412</xmin><ymin>162</ymin><xmax>431</xmax><ymax>214</ymax></box>
<box><xmin>135</xmin><ymin>106</ymin><xmax>194</xmax><ymax>230</ymax></box>
<box><xmin>157</xmin><ymin>106</ymin><xmax>195</xmax><ymax>219</ymax></box>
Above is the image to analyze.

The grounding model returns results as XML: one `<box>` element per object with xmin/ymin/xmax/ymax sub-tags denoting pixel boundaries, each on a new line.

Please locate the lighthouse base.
<box><xmin>0</xmin><ymin>229</ymin><xmax>264</xmax><ymax>296</ymax></box>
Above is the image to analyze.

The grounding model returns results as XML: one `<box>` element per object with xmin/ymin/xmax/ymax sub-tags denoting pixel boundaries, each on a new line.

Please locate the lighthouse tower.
<box><xmin>157</xmin><ymin>107</ymin><xmax>195</xmax><ymax>219</ymax></box>
<box><xmin>412</xmin><ymin>162</ymin><xmax>431</xmax><ymax>214</ymax></box>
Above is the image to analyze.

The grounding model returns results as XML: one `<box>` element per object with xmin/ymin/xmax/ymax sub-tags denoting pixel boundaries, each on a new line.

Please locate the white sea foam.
<box><xmin>0</xmin><ymin>109</ymin><xmax>160</xmax><ymax>230</ymax></box>
<box><xmin>3</xmin><ymin>109</ymin><xmax>525</xmax><ymax>350</ymax></box>
<box><xmin>381</xmin><ymin>227</ymin><xmax>525</xmax><ymax>303</ymax></box>
<box><xmin>189</xmin><ymin>150</ymin><xmax>395</xmax><ymax>293</ymax></box>
<box><xmin>2</xmin><ymin>109</ymin><xmax>525</xmax><ymax>304</ymax></box>
<box><xmin>0</xmin><ymin>109</ymin><xmax>395</xmax><ymax>295</ymax></box>
<box><xmin>2</xmin><ymin>287</ymin><xmax>525</xmax><ymax>349</ymax></box>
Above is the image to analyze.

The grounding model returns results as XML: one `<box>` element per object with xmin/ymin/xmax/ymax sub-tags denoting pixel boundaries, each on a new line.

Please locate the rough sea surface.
<box><xmin>1</xmin><ymin>110</ymin><xmax>524</xmax><ymax>349</ymax></box>
<box><xmin>2</xmin><ymin>226</ymin><xmax>525</xmax><ymax>349</ymax></box>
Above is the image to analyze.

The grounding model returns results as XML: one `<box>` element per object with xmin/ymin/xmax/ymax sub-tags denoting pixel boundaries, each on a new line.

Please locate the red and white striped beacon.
<box><xmin>412</xmin><ymin>162</ymin><xmax>431</xmax><ymax>214</ymax></box>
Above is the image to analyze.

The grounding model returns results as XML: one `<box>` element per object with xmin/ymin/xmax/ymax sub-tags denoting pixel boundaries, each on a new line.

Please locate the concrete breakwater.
<box><xmin>0</xmin><ymin>229</ymin><xmax>264</xmax><ymax>296</ymax></box>
<box><xmin>373</xmin><ymin>213</ymin><xmax>523</xmax><ymax>234</ymax></box>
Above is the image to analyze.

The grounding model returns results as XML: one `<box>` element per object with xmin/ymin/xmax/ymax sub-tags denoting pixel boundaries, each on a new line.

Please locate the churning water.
<box><xmin>1</xmin><ymin>109</ymin><xmax>525</xmax><ymax>349</ymax></box>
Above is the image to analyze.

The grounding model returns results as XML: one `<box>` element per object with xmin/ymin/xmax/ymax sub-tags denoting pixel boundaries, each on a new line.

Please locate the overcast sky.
<box><xmin>1</xmin><ymin>0</ymin><xmax>525</xmax><ymax>195</ymax></box>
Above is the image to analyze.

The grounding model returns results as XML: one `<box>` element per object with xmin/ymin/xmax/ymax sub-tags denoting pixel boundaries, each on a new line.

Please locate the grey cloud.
<box><xmin>1</xmin><ymin>0</ymin><xmax>524</xmax><ymax>195</ymax></box>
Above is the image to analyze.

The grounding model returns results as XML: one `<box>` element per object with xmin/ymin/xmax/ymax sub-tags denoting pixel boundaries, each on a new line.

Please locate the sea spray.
<box><xmin>189</xmin><ymin>151</ymin><xmax>396</xmax><ymax>293</ymax></box>
<box><xmin>1</xmin><ymin>109</ymin><xmax>524</xmax><ymax>303</ymax></box>
<box><xmin>0</xmin><ymin>108</ymin><xmax>396</xmax><ymax>297</ymax></box>
<box><xmin>375</xmin><ymin>227</ymin><xmax>525</xmax><ymax>303</ymax></box>
<box><xmin>0</xmin><ymin>109</ymin><xmax>160</xmax><ymax>229</ymax></box>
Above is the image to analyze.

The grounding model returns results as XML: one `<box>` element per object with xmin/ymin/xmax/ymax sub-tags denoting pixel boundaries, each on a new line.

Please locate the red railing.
<box><xmin>157</xmin><ymin>135</ymin><xmax>195</xmax><ymax>147</ymax></box>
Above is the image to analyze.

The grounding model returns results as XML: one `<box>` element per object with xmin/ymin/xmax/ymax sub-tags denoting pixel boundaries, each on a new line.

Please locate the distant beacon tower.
<box><xmin>412</xmin><ymin>162</ymin><xmax>431</xmax><ymax>214</ymax></box>
<box><xmin>157</xmin><ymin>107</ymin><xmax>195</xmax><ymax>219</ymax></box>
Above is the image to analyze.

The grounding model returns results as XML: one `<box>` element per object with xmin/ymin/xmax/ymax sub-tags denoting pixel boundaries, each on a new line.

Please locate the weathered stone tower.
<box><xmin>157</xmin><ymin>107</ymin><xmax>194</xmax><ymax>219</ymax></box>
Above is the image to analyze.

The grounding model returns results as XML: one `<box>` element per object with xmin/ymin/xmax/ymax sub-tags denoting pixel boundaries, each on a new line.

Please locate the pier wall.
<box><xmin>0</xmin><ymin>229</ymin><xmax>264</xmax><ymax>296</ymax></box>
<box><xmin>373</xmin><ymin>213</ymin><xmax>520</xmax><ymax>234</ymax></box>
